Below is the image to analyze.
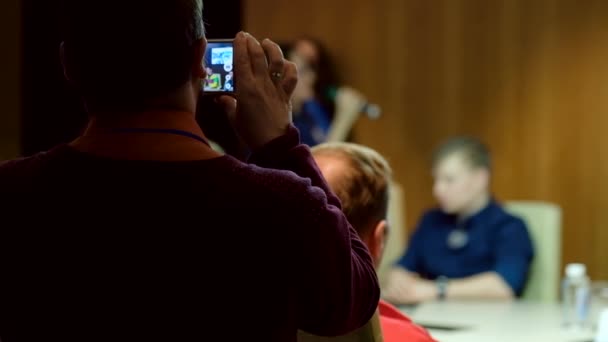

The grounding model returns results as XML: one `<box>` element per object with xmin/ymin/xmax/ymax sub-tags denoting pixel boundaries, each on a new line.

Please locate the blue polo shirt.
<box><xmin>397</xmin><ymin>201</ymin><xmax>534</xmax><ymax>295</ymax></box>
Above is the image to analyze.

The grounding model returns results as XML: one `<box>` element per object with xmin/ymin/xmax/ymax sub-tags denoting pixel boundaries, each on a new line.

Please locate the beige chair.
<box><xmin>504</xmin><ymin>201</ymin><xmax>562</xmax><ymax>303</ymax></box>
<box><xmin>377</xmin><ymin>183</ymin><xmax>407</xmax><ymax>288</ymax></box>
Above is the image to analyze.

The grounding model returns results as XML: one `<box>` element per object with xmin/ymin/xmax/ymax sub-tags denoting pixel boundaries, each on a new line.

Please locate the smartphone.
<box><xmin>202</xmin><ymin>39</ymin><xmax>235</xmax><ymax>94</ymax></box>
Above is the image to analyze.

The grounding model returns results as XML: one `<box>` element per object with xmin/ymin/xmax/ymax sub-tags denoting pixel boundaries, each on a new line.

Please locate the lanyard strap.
<box><xmin>108</xmin><ymin>128</ymin><xmax>211</xmax><ymax>147</ymax></box>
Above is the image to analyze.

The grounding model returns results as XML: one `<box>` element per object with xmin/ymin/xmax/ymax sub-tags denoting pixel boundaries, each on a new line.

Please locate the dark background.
<box><xmin>20</xmin><ymin>0</ymin><xmax>242</xmax><ymax>155</ymax></box>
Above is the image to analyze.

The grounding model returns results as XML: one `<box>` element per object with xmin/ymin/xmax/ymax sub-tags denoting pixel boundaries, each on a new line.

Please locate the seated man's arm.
<box><xmin>382</xmin><ymin>221</ymin><xmax>429</xmax><ymax>304</ymax></box>
<box><xmin>386</xmin><ymin>270</ymin><xmax>514</xmax><ymax>303</ymax></box>
<box><xmin>444</xmin><ymin>272</ymin><xmax>514</xmax><ymax>300</ymax></box>
<box><xmin>490</xmin><ymin>218</ymin><xmax>535</xmax><ymax>296</ymax></box>
<box><xmin>249</xmin><ymin>126</ymin><xmax>380</xmax><ymax>336</ymax></box>
<box><xmin>443</xmin><ymin>218</ymin><xmax>533</xmax><ymax>300</ymax></box>
<box><xmin>385</xmin><ymin>218</ymin><xmax>533</xmax><ymax>303</ymax></box>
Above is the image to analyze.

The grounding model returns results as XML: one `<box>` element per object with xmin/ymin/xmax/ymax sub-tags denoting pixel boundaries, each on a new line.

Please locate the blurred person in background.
<box><xmin>286</xmin><ymin>38</ymin><xmax>368</xmax><ymax>146</ymax></box>
<box><xmin>313</xmin><ymin>142</ymin><xmax>436</xmax><ymax>342</ymax></box>
<box><xmin>0</xmin><ymin>1</ymin><xmax>380</xmax><ymax>340</ymax></box>
<box><xmin>384</xmin><ymin>137</ymin><xmax>534</xmax><ymax>304</ymax></box>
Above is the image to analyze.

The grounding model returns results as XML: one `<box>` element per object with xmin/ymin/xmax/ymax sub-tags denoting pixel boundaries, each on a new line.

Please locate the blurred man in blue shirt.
<box><xmin>383</xmin><ymin>137</ymin><xmax>534</xmax><ymax>304</ymax></box>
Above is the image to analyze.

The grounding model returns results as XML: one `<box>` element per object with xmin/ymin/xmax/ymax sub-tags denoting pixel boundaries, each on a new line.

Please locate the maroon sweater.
<box><xmin>0</xmin><ymin>125</ymin><xmax>379</xmax><ymax>341</ymax></box>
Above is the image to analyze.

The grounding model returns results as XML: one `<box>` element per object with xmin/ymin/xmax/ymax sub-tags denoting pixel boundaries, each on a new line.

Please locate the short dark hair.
<box><xmin>312</xmin><ymin>143</ymin><xmax>392</xmax><ymax>237</ymax></box>
<box><xmin>433</xmin><ymin>136</ymin><xmax>491</xmax><ymax>170</ymax></box>
<box><xmin>62</xmin><ymin>0</ymin><xmax>204</xmax><ymax>111</ymax></box>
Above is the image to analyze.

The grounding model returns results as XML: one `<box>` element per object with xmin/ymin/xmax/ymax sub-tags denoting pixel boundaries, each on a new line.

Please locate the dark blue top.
<box><xmin>292</xmin><ymin>99</ymin><xmax>331</xmax><ymax>147</ymax></box>
<box><xmin>397</xmin><ymin>201</ymin><xmax>534</xmax><ymax>295</ymax></box>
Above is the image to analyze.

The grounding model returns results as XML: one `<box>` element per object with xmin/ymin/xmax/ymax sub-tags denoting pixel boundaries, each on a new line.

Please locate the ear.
<box><xmin>193</xmin><ymin>38</ymin><xmax>208</xmax><ymax>80</ymax></box>
<box><xmin>368</xmin><ymin>220</ymin><xmax>388</xmax><ymax>267</ymax></box>
<box><xmin>476</xmin><ymin>168</ymin><xmax>490</xmax><ymax>189</ymax></box>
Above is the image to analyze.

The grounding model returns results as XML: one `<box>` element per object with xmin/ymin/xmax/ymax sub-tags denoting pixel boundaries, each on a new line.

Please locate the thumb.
<box><xmin>216</xmin><ymin>95</ymin><xmax>237</xmax><ymax>126</ymax></box>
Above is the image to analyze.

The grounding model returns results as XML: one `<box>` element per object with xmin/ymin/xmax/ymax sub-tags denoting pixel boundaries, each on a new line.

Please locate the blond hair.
<box><xmin>312</xmin><ymin>143</ymin><xmax>392</xmax><ymax>237</ymax></box>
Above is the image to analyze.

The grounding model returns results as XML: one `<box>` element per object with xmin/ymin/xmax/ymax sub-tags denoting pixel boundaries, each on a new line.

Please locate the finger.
<box><xmin>383</xmin><ymin>281</ymin><xmax>401</xmax><ymax>297</ymax></box>
<box><xmin>386</xmin><ymin>277</ymin><xmax>410</xmax><ymax>299</ymax></box>
<box><xmin>216</xmin><ymin>95</ymin><xmax>238</xmax><ymax>126</ymax></box>
<box><xmin>383</xmin><ymin>289</ymin><xmax>401</xmax><ymax>303</ymax></box>
<box><xmin>397</xmin><ymin>283</ymin><xmax>411</xmax><ymax>297</ymax></box>
<box><xmin>383</xmin><ymin>286</ymin><xmax>396</xmax><ymax>299</ymax></box>
<box><xmin>234</xmin><ymin>32</ymin><xmax>253</xmax><ymax>85</ymax></box>
<box><xmin>281</xmin><ymin>61</ymin><xmax>298</xmax><ymax>97</ymax></box>
<box><xmin>245</xmin><ymin>33</ymin><xmax>268</xmax><ymax>77</ymax></box>
<box><xmin>261</xmin><ymin>39</ymin><xmax>285</xmax><ymax>83</ymax></box>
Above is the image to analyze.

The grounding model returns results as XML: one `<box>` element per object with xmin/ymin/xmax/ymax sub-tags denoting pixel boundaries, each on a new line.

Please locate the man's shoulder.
<box><xmin>378</xmin><ymin>300</ymin><xmax>409</xmax><ymax>321</ymax></box>
<box><xmin>233</xmin><ymin>160</ymin><xmax>326</xmax><ymax>205</ymax></box>
<box><xmin>417</xmin><ymin>208</ymin><xmax>446</xmax><ymax>228</ymax></box>
<box><xmin>0</xmin><ymin>155</ymin><xmax>36</xmax><ymax>173</ymax></box>
<box><xmin>423</xmin><ymin>208</ymin><xmax>444</xmax><ymax>219</ymax></box>
<box><xmin>380</xmin><ymin>316</ymin><xmax>436</xmax><ymax>342</ymax></box>
<box><xmin>379</xmin><ymin>301</ymin><xmax>436</xmax><ymax>342</ymax></box>
<box><xmin>490</xmin><ymin>202</ymin><xmax>528</xmax><ymax>229</ymax></box>
<box><xmin>0</xmin><ymin>150</ymin><xmax>59</xmax><ymax>186</ymax></box>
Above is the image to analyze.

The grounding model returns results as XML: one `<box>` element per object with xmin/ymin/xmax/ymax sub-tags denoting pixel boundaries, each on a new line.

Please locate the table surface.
<box><xmin>404</xmin><ymin>301</ymin><xmax>597</xmax><ymax>342</ymax></box>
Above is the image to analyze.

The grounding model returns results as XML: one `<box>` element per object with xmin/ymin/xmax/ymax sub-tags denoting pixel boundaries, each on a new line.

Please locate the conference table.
<box><xmin>404</xmin><ymin>301</ymin><xmax>598</xmax><ymax>342</ymax></box>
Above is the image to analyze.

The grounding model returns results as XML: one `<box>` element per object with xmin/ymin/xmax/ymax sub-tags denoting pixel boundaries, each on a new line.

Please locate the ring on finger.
<box><xmin>270</xmin><ymin>71</ymin><xmax>283</xmax><ymax>81</ymax></box>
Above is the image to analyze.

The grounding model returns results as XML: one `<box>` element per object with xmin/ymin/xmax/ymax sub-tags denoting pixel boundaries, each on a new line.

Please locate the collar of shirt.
<box><xmin>443</xmin><ymin>199</ymin><xmax>501</xmax><ymax>230</ymax></box>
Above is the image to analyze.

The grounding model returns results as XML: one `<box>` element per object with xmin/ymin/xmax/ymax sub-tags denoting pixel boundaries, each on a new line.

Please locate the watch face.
<box><xmin>437</xmin><ymin>276</ymin><xmax>448</xmax><ymax>300</ymax></box>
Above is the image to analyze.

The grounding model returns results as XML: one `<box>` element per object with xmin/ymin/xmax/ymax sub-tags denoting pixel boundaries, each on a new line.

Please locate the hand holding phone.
<box><xmin>215</xmin><ymin>32</ymin><xmax>298</xmax><ymax>149</ymax></box>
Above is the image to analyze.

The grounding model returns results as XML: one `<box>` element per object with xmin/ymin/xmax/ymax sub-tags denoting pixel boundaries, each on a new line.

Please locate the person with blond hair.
<box><xmin>312</xmin><ymin>142</ymin><xmax>435</xmax><ymax>342</ymax></box>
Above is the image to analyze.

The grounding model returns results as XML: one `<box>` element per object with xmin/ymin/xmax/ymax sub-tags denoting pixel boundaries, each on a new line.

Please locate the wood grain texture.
<box><xmin>244</xmin><ymin>0</ymin><xmax>608</xmax><ymax>280</ymax></box>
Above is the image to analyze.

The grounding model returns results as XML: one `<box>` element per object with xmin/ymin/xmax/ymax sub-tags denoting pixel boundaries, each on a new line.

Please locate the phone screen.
<box><xmin>203</xmin><ymin>40</ymin><xmax>234</xmax><ymax>94</ymax></box>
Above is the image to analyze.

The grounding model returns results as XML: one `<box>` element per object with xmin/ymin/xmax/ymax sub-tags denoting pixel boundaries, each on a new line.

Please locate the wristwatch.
<box><xmin>436</xmin><ymin>276</ymin><xmax>448</xmax><ymax>301</ymax></box>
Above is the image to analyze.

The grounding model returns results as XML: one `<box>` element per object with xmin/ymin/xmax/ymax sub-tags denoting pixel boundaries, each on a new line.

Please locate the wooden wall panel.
<box><xmin>244</xmin><ymin>0</ymin><xmax>608</xmax><ymax>280</ymax></box>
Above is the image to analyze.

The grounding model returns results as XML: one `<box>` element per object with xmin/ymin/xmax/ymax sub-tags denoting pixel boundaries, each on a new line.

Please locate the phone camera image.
<box><xmin>203</xmin><ymin>40</ymin><xmax>235</xmax><ymax>94</ymax></box>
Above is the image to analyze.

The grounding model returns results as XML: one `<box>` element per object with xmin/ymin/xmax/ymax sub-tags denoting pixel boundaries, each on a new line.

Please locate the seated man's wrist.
<box><xmin>436</xmin><ymin>276</ymin><xmax>449</xmax><ymax>301</ymax></box>
<box><xmin>411</xmin><ymin>279</ymin><xmax>440</xmax><ymax>303</ymax></box>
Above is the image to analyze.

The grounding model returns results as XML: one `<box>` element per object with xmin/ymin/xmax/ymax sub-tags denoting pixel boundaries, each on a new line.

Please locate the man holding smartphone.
<box><xmin>0</xmin><ymin>1</ymin><xmax>379</xmax><ymax>341</ymax></box>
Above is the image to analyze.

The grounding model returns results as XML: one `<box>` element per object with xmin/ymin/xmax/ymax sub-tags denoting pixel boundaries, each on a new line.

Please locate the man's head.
<box><xmin>312</xmin><ymin>143</ymin><xmax>392</xmax><ymax>267</ymax></box>
<box><xmin>432</xmin><ymin>136</ymin><xmax>491</xmax><ymax>215</ymax></box>
<box><xmin>61</xmin><ymin>0</ymin><xmax>207</xmax><ymax>113</ymax></box>
<box><xmin>287</xmin><ymin>37</ymin><xmax>338</xmax><ymax>115</ymax></box>
<box><xmin>290</xmin><ymin>38</ymin><xmax>321</xmax><ymax>68</ymax></box>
